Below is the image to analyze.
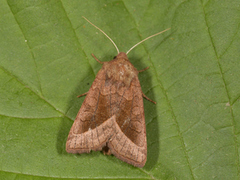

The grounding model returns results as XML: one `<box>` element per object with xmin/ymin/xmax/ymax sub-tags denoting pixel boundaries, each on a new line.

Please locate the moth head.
<box><xmin>115</xmin><ymin>52</ymin><xmax>128</xmax><ymax>61</ymax></box>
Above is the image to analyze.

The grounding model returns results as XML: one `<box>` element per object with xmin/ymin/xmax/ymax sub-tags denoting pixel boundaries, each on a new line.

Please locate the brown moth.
<box><xmin>66</xmin><ymin>16</ymin><xmax>170</xmax><ymax>167</ymax></box>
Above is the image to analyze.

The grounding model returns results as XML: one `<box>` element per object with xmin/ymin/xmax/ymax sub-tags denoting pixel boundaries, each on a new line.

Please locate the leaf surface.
<box><xmin>0</xmin><ymin>0</ymin><xmax>239</xmax><ymax>179</ymax></box>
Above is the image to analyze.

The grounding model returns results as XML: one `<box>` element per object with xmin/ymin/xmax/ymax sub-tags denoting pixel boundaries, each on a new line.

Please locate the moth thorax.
<box><xmin>105</xmin><ymin>57</ymin><xmax>137</xmax><ymax>87</ymax></box>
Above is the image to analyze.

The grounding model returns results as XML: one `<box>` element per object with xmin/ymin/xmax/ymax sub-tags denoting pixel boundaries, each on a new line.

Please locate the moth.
<box><xmin>66</xmin><ymin>16</ymin><xmax>170</xmax><ymax>167</ymax></box>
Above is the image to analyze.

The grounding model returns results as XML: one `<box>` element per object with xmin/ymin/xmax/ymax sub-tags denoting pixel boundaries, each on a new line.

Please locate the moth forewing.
<box><xmin>66</xmin><ymin>17</ymin><xmax>170</xmax><ymax>167</ymax></box>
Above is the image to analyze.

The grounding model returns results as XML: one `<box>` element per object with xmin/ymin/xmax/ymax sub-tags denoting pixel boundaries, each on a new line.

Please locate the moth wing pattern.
<box><xmin>107</xmin><ymin>74</ymin><xmax>147</xmax><ymax>167</ymax></box>
<box><xmin>66</xmin><ymin>54</ymin><xmax>147</xmax><ymax>167</ymax></box>
<box><xmin>66</xmin><ymin>68</ymin><xmax>113</xmax><ymax>153</ymax></box>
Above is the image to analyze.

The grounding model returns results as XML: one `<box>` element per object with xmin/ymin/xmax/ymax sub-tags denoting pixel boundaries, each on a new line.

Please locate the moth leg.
<box><xmin>91</xmin><ymin>53</ymin><xmax>104</xmax><ymax>64</ymax></box>
<box><xmin>138</xmin><ymin>67</ymin><xmax>149</xmax><ymax>73</ymax></box>
<box><xmin>139</xmin><ymin>67</ymin><xmax>156</xmax><ymax>104</ymax></box>
<box><xmin>102</xmin><ymin>145</ymin><xmax>112</xmax><ymax>155</ymax></box>
<box><xmin>77</xmin><ymin>92</ymin><xmax>88</xmax><ymax>98</ymax></box>
<box><xmin>142</xmin><ymin>93</ymin><xmax>156</xmax><ymax>104</ymax></box>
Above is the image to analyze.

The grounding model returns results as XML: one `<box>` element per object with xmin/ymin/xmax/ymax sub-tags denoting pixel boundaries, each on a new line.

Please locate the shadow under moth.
<box><xmin>66</xmin><ymin>16</ymin><xmax>170</xmax><ymax>167</ymax></box>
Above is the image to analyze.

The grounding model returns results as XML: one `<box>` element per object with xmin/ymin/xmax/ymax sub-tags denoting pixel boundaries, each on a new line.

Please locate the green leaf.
<box><xmin>0</xmin><ymin>0</ymin><xmax>239</xmax><ymax>179</ymax></box>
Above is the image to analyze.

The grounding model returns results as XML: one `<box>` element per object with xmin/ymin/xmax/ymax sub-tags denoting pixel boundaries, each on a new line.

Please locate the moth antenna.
<box><xmin>126</xmin><ymin>28</ymin><xmax>171</xmax><ymax>55</ymax></box>
<box><xmin>82</xmin><ymin>16</ymin><xmax>120</xmax><ymax>54</ymax></box>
